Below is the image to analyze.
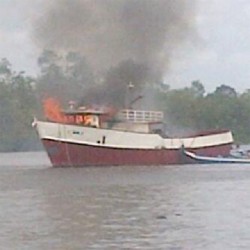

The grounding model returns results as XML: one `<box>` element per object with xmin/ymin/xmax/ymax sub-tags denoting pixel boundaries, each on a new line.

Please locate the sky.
<box><xmin>0</xmin><ymin>0</ymin><xmax>250</xmax><ymax>93</ymax></box>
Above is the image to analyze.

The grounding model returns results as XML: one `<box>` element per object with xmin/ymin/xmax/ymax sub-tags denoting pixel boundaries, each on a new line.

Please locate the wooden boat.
<box><xmin>32</xmin><ymin>98</ymin><xmax>234</xmax><ymax>167</ymax></box>
<box><xmin>183</xmin><ymin>150</ymin><xmax>250</xmax><ymax>164</ymax></box>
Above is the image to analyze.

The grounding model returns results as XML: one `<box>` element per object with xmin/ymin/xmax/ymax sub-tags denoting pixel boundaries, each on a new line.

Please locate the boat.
<box><xmin>183</xmin><ymin>150</ymin><xmax>250</xmax><ymax>164</ymax></box>
<box><xmin>33</xmin><ymin>98</ymin><xmax>234</xmax><ymax>167</ymax></box>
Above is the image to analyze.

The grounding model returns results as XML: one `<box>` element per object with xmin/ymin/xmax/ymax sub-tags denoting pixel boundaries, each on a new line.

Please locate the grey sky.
<box><xmin>166</xmin><ymin>0</ymin><xmax>250</xmax><ymax>92</ymax></box>
<box><xmin>0</xmin><ymin>0</ymin><xmax>250</xmax><ymax>93</ymax></box>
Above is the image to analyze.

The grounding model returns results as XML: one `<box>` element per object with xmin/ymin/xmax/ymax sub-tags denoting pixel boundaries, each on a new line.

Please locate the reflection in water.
<box><xmin>1</xmin><ymin>152</ymin><xmax>250</xmax><ymax>249</ymax></box>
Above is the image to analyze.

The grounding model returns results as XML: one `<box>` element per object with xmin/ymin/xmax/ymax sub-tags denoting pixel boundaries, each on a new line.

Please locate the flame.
<box><xmin>43</xmin><ymin>97</ymin><xmax>66</xmax><ymax>123</ymax></box>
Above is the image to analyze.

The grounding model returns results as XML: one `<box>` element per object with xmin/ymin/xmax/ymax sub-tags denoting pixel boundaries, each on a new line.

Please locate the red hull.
<box><xmin>42</xmin><ymin>139</ymin><xmax>233</xmax><ymax>167</ymax></box>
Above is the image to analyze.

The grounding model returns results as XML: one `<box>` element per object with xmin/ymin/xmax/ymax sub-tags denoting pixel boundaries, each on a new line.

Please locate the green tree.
<box><xmin>191</xmin><ymin>80</ymin><xmax>205</xmax><ymax>97</ymax></box>
<box><xmin>159</xmin><ymin>87</ymin><xmax>202</xmax><ymax>135</ymax></box>
<box><xmin>36</xmin><ymin>50</ymin><xmax>95</xmax><ymax>105</ymax></box>
<box><xmin>214</xmin><ymin>84</ymin><xmax>237</xmax><ymax>97</ymax></box>
<box><xmin>0</xmin><ymin>59</ymin><xmax>40</xmax><ymax>151</ymax></box>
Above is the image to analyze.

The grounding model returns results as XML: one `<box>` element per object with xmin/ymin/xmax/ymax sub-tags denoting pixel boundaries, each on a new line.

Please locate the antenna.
<box><xmin>125</xmin><ymin>82</ymin><xmax>134</xmax><ymax>109</ymax></box>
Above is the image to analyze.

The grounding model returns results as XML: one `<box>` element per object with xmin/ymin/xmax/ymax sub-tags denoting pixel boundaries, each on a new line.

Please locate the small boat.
<box><xmin>33</xmin><ymin>98</ymin><xmax>234</xmax><ymax>167</ymax></box>
<box><xmin>183</xmin><ymin>150</ymin><xmax>250</xmax><ymax>164</ymax></box>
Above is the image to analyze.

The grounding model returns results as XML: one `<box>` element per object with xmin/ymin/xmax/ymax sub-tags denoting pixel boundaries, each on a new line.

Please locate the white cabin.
<box><xmin>63</xmin><ymin>107</ymin><xmax>165</xmax><ymax>134</ymax></box>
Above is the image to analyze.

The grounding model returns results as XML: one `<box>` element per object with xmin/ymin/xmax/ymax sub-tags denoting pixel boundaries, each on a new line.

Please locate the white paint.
<box><xmin>35</xmin><ymin>121</ymin><xmax>234</xmax><ymax>150</ymax></box>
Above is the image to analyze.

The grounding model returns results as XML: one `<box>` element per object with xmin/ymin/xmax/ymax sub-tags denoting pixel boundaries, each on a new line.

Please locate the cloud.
<box><xmin>0</xmin><ymin>1</ymin><xmax>41</xmax><ymax>74</ymax></box>
<box><xmin>165</xmin><ymin>0</ymin><xmax>250</xmax><ymax>92</ymax></box>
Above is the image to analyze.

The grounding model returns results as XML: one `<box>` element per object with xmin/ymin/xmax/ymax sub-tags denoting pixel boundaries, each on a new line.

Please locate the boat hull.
<box><xmin>42</xmin><ymin>138</ymin><xmax>233</xmax><ymax>167</ymax></box>
<box><xmin>34</xmin><ymin>120</ymin><xmax>234</xmax><ymax>167</ymax></box>
<box><xmin>184</xmin><ymin>150</ymin><xmax>250</xmax><ymax>164</ymax></box>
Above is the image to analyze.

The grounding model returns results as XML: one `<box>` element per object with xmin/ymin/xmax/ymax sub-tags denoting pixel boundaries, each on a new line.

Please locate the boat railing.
<box><xmin>118</xmin><ymin>109</ymin><xmax>164</xmax><ymax>122</ymax></box>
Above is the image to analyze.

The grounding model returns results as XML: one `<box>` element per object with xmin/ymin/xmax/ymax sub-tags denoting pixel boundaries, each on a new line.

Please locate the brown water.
<box><xmin>0</xmin><ymin>152</ymin><xmax>250</xmax><ymax>249</ymax></box>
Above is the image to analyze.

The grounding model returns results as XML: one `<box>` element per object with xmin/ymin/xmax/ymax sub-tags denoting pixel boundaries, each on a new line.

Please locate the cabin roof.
<box><xmin>63</xmin><ymin>107</ymin><xmax>108</xmax><ymax>116</ymax></box>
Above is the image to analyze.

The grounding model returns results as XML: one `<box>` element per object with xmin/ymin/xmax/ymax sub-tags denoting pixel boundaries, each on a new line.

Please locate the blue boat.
<box><xmin>184</xmin><ymin>150</ymin><xmax>250</xmax><ymax>164</ymax></box>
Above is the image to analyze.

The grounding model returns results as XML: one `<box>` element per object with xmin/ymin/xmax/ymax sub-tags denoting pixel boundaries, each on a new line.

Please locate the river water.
<box><xmin>0</xmin><ymin>152</ymin><xmax>250</xmax><ymax>249</ymax></box>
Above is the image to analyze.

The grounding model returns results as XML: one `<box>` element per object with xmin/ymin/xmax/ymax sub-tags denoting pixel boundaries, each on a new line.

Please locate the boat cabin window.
<box><xmin>73</xmin><ymin>114</ymin><xmax>99</xmax><ymax>127</ymax></box>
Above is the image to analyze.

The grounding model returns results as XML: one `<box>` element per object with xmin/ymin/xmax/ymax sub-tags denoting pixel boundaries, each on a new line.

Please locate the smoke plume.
<box><xmin>33</xmin><ymin>0</ymin><xmax>197</xmax><ymax>107</ymax></box>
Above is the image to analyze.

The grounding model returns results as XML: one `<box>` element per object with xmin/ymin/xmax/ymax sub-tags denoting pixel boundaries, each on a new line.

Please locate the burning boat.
<box><xmin>32</xmin><ymin>97</ymin><xmax>234</xmax><ymax>167</ymax></box>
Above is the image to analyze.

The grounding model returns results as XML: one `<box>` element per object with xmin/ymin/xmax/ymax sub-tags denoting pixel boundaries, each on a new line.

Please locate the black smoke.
<box><xmin>33</xmin><ymin>0</ymin><xmax>197</xmax><ymax>107</ymax></box>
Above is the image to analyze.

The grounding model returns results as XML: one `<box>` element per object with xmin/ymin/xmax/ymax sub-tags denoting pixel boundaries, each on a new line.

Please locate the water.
<box><xmin>0</xmin><ymin>152</ymin><xmax>250</xmax><ymax>249</ymax></box>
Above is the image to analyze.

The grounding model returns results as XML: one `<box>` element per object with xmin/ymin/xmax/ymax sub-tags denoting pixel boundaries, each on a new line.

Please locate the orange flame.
<box><xmin>43</xmin><ymin>97</ymin><xmax>66</xmax><ymax>123</ymax></box>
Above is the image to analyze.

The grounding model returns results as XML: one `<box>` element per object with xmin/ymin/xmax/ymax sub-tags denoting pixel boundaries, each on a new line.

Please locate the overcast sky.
<box><xmin>0</xmin><ymin>0</ymin><xmax>250</xmax><ymax>93</ymax></box>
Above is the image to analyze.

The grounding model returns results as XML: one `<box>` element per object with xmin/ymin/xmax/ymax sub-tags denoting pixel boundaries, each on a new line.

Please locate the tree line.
<box><xmin>0</xmin><ymin>50</ymin><xmax>250</xmax><ymax>152</ymax></box>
